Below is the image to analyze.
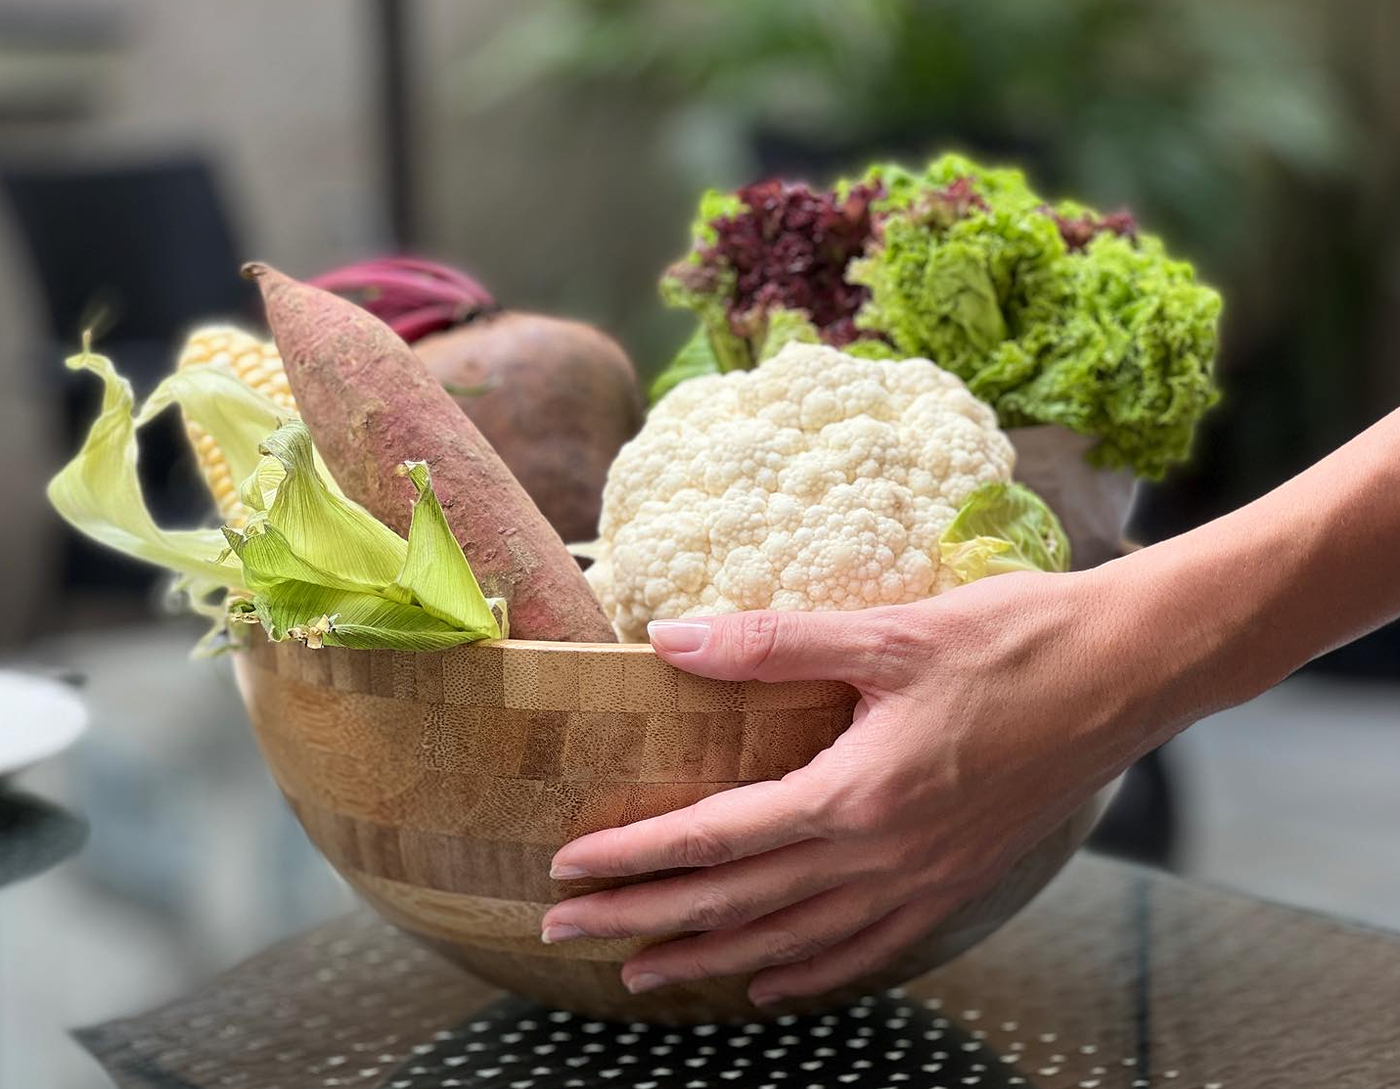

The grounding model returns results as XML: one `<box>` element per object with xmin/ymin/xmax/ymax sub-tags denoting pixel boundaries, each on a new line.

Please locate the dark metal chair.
<box><xmin>2</xmin><ymin>156</ymin><xmax>255</xmax><ymax>598</ymax></box>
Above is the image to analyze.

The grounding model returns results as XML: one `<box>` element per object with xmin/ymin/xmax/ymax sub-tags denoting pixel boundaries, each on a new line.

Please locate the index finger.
<box><xmin>549</xmin><ymin>776</ymin><xmax>821</xmax><ymax>880</ymax></box>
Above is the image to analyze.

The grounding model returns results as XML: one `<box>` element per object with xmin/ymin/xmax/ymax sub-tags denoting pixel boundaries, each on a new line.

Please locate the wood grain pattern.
<box><xmin>234</xmin><ymin>637</ymin><xmax>1107</xmax><ymax>1023</ymax></box>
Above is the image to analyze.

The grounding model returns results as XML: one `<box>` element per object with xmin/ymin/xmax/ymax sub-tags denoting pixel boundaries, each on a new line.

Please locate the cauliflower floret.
<box><xmin>587</xmin><ymin>342</ymin><xmax>1015</xmax><ymax>641</ymax></box>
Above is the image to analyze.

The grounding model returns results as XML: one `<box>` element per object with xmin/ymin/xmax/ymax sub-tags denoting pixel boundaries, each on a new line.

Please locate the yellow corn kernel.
<box><xmin>176</xmin><ymin>325</ymin><xmax>295</xmax><ymax>525</ymax></box>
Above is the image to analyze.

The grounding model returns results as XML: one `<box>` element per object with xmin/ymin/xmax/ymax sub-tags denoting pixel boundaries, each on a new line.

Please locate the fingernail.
<box><xmin>550</xmin><ymin>862</ymin><xmax>590</xmax><ymax>880</ymax></box>
<box><xmin>751</xmin><ymin>992</ymin><xmax>783</xmax><ymax>1008</ymax></box>
<box><xmin>648</xmin><ymin>619</ymin><xmax>711</xmax><ymax>653</ymax></box>
<box><xmin>625</xmin><ymin>972</ymin><xmax>668</xmax><ymax>995</ymax></box>
<box><xmin>540</xmin><ymin>923</ymin><xmax>585</xmax><ymax>944</ymax></box>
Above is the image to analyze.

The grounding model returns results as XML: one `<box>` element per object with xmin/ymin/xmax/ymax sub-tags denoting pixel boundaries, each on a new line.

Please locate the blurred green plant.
<box><xmin>461</xmin><ymin>0</ymin><xmax>1358</xmax><ymax>279</ymax></box>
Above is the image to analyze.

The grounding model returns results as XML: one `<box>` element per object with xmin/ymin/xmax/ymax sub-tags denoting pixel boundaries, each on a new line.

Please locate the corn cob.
<box><xmin>176</xmin><ymin>325</ymin><xmax>295</xmax><ymax>525</ymax></box>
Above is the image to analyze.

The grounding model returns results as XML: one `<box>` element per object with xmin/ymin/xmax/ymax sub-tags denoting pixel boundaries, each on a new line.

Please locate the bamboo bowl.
<box><xmin>234</xmin><ymin>637</ymin><xmax>1107</xmax><ymax>1023</ymax></box>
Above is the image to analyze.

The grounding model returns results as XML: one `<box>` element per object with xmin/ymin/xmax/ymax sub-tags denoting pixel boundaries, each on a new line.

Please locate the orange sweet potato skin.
<box><xmin>245</xmin><ymin>263</ymin><xmax>616</xmax><ymax>643</ymax></box>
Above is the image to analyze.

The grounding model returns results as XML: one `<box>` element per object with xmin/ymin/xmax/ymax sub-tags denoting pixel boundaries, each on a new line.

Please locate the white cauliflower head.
<box><xmin>587</xmin><ymin>342</ymin><xmax>1016</xmax><ymax>641</ymax></box>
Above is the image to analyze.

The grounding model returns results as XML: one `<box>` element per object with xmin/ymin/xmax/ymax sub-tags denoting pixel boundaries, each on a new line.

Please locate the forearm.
<box><xmin>1106</xmin><ymin>406</ymin><xmax>1400</xmax><ymax>744</ymax></box>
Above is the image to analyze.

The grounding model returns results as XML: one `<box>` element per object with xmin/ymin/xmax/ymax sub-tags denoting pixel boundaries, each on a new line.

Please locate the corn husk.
<box><xmin>47</xmin><ymin>343</ymin><xmax>502</xmax><ymax>652</ymax></box>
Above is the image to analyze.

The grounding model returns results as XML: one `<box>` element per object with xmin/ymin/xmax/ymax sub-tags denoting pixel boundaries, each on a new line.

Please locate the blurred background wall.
<box><xmin>0</xmin><ymin>0</ymin><xmax>385</xmax><ymax>639</ymax></box>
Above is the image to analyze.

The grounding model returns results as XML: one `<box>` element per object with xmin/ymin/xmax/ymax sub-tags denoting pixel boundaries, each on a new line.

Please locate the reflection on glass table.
<box><xmin>76</xmin><ymin>854</ymin><xmax>1400</xmax><ymax>1089</ymax></box>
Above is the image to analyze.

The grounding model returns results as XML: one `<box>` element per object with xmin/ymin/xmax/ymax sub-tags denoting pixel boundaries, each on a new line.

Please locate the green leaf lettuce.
<box><xmin>655</xmin><ymin>153</ymin><xmax>1222</xmax><ymax>477</ymax></box>
<box><xmin>849</xmin><ymin>154</ymin><xmax>1222</xmax><ymax>478</ymax></box>
<box><xmin>939</xmin><ymin>481</ymin><xmax>1071</xmax><ymax>582</ymax></box>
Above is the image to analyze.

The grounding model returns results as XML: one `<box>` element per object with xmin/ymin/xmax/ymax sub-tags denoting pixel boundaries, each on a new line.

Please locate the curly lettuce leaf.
<box><xmin>849</xmin><ymin>153</ymin><xmax>1221</xmax><ymax>479</ymax></box>
<box><xmin>842</xmin><ymin>338</ymin><xmax>902</xmax><ymax>361</ymax></box>
<box><xmin>690</xmin><ymin>188</ymin><xmax>747</xmax><ymax>248</ymax></box>
<box><xmin>849</xmin><ymin>157</ymin><xmax>1063</xmax><ymax>376</ymax></box>
<box><xmin>654</xmin><ymin>188</ymin><xmax>752</xmax><ymax>393</ymax></box>
<box><xmin>656</xmin><ymin>180</ymin><xmax>883</xmax><ymax>399</ymax></box>
<box><xmin>939</xmin><ymin>481</ymin><xmax>1071</xmax><ymax>582</ymax></box>
<box><xmin>992</xmin><ymin>232</ymin><xmax>1222</xmax><ymax>476</ymax></box>
<box><xmin>659</xmin><ymin>256</ymin><xmax>752</xmax><ymax>373</ymax></box>
<box><xmin>755</xmin><ymin>308</ymin><xmax>823</xmax><ymax>361</ymax></box>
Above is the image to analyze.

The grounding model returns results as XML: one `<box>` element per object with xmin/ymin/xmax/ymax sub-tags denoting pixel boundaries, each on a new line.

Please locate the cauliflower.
<box><xmin>587</xmin><ymin>342</ymin><xmax>1020</xmax><ymax>641</ymax></box>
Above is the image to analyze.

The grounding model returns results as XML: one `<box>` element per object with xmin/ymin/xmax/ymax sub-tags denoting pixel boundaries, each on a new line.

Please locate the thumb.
<box><xmin>647</xmin><ymin>608</ymin><xmax>900</xmax><ymax>685</ymax></box>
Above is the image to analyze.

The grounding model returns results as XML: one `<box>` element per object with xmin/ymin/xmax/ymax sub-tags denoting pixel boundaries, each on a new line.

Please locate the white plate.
<box><xmin>0</xmin><ymin>671</ymin><xmax>88</xmax><ymax>777</ymax></box>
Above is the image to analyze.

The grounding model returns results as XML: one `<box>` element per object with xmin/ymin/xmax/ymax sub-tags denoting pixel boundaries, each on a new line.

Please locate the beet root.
<box><xmin>243</xmin><ymin>262</ymin><xmax>616</xmax><ymax>643</ymax></box>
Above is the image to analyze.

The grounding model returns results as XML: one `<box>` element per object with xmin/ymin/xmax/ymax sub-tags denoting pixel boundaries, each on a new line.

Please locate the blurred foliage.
<box><xmin>463</xmin><ymin>0</ymin><xmax>1359</xmax><ymax>282</ymax></box>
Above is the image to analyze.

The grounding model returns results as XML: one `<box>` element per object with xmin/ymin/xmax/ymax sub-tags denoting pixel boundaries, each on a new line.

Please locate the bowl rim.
<box><xmin>468</xmin><ymin>638</ymin><xmax>654</xmax><ymax>655</ymax></box>
<box><xmin>234</xmin><ymin>637</ymin><xmax>661</xmax><ymax>657</ymax></box>
<box><xmin>233</xmin><ymin>633</ymin><xmax>661</xmax><ymax>658</ymax></box>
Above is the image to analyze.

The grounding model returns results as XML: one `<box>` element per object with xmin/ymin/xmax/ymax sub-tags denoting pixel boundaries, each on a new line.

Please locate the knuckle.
<box><xmin>676</xmin><ymin>946</ymin><xmax>724</xmax><ymax>983</ymax></box>
<box><xmin>733</xmin><ymin>611</ymin><xmax>782</xmax><ymax>672</ymax></box>
<box><xmin>927</xmin><ymin>841</ymin><xmax>983</xmax><ymax>889</ymax></box>
<box><xmin>885</xmin><ymin>832</ymin><xmax>933</xmax><ymax>873</ymax></box>
<box><xmin>567</xmin><ymin>891</ymin><xmax>624</xmax><ymax>937</ymax></box>
<box><xmin>867</xmin><ymin>605</ymin><xmax>936</xmax><ymax>674</ymax></box>
<box><xmin>828</xmin><ymin>788</ymin><xmax>892</xmax><ymax>838</ymax></box>
<box><xmin>762</xmin><ymin>926</ymin><xmax>825</xmax><ymax>966</ymax></box>
<box><xmin>678</xmin><ymin>815</ymin><xmax>734</xmax><ymax>870</ymax></box>
<box><xmin>684</xmin><ymin>887</ymin><xmax>739</xmax><ymax>932</ymax></box>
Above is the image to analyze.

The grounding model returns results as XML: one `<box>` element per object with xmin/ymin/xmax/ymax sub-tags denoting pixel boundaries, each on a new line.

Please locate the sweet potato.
<box><xmin>309</xmin><ymin>257</ymin><xmax>642</xmax><ymax>542</ymax></box>
<box><xmin>243</xmin><ymin>262</ymin><xmax>616</xmax><ymax>643</ymax></box>
<box><xmin>415</xmin><ymin>313</ymin><xmax>642</xmax><ymax>543</ymax></box>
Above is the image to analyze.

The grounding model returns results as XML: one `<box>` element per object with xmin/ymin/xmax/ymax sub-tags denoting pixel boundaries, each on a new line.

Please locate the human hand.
<box><xmin>539</xmin><ymin>569</ymin><xmax>1163</xmax><ymax>1008</ymax></box>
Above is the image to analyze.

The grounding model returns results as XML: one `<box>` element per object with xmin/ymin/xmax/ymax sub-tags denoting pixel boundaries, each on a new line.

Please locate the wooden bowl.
<box><xmin>234</xmin><ymin>637</ymin><xmax>1107</xmax><ymax>1023</ymax></box>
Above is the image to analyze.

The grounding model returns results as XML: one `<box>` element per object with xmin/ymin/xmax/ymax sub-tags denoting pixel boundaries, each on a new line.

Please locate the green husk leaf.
<box><xmin>49</xmin><ymin>348</ymin><xmax>502</xmax><ymax>653</ymax></box>
<box><xmin>223</xmin><ymin>523</ymin><xmax>363</xmax><ymax>594</ymax></box>
<box><xmin>248</xmin><ymin>578</ymin><xmax>493</xmax><ymax>651</ymax></box>
<box><xmin>226</xmin><ymin>424</ymin><xmax>502</xmax><ymax>649</ymax></box>
<box><xmin>389</xmin><ymin>461</ymin><xmax>501</xmax><ymax>637</ymax></box>
<box><xmin>45</xmin><ymin>343</ymin><xmax>262</xmax><ymax>604</ymax></box>
<box><xmin>255</xmin><ymin>420</ymin><xmax>407</xmax><ymax>590</ymax></box>
<box><xmin>940</xmin><ymin>482</ymin><xmax>1071</xmax><ymax>582</ymax></box>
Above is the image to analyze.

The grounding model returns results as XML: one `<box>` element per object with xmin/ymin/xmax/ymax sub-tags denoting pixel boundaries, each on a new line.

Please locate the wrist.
<box><xmin>1077</xmin><ymin>541</ymin><xmax>1266</xmax><ymax>755</ymax></box>
<box><xmin>1090</xmin><ymin>497</ymin><xmax>1324</xmax><ymax>748</ymax></box>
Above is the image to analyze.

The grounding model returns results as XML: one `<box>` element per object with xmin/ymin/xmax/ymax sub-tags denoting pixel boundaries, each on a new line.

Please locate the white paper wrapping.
<box><xmin>1007</xmin><ymin>425</ymin><xmax>1137</xmax><ymax>570</ymax></box>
